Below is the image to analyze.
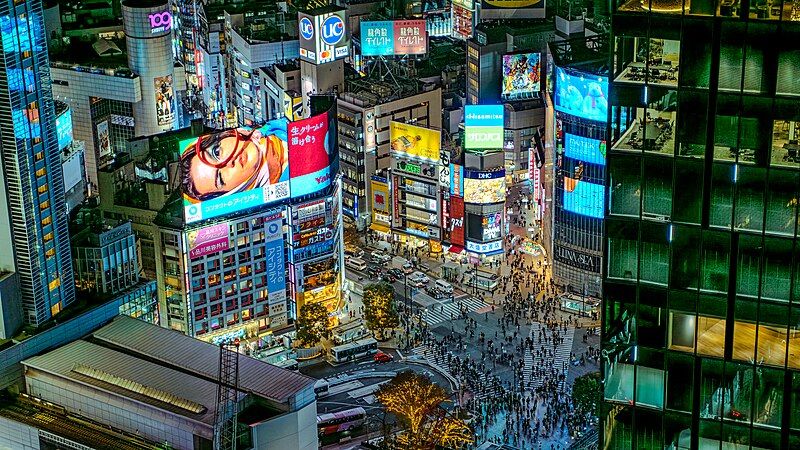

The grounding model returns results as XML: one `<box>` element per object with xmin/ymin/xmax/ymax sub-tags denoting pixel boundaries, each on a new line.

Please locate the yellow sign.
<box><xmin>302</xmin><ymin>279</ymin><xmax>340</xmax><ymax>305</ymax></box>
<box><xmin>389</xmin><ymin>122</ymin><xmax>441</xmax><ymax>162</ymax></box>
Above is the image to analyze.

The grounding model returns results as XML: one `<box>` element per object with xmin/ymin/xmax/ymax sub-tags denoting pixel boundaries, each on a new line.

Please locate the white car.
<box><xmin>409</xmin><ymin>271</ymin><xmax>429</xmax><ymax>286</ymax></box>
<box><xmin>370</xmin><ymin>251</ymin><xmax>391</xmax><ymax>263</ymax></box>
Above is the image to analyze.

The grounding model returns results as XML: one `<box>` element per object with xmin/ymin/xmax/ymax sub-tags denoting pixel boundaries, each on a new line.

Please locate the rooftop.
<box><xmin>549</xmin><ymin>35</ymin><xmax>610</xmax><ymax>75</ymax></box>
<box><xmin>475</xmin><ymin>20</ymin><xmax>554</xmax><ymax>45</ymax></box>
<box><xmin>49</xmin><ymin>39</ymin><xmax>133</xmax><ymax>75</ymax></box>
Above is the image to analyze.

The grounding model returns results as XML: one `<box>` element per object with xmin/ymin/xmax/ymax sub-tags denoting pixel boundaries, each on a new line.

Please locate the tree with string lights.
<box><xmin>295</xmin><ymin>302</ymin><xmax>330</xmax><ymax>347</ymax></box>
<box><xmin>363</xmin><ymin>282</ymin><xmax>399</xmax><ymax>340</ymax></box>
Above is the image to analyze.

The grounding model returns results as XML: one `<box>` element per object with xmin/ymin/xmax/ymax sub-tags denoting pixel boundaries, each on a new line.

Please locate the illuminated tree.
<box><xmin>572</xmin><ymin>371</ymin><xmax>602</xmax><ymax>418</ymax></box>
<box><xmin>295</xmin><ymin>302</ymin><xmax>330</xmax><ymax>347</ymax></box>
<box><xmin>376</xmin><ymin>371</ymin><xmax>473</xmax><ymax>450</ymax></box>
<box><xmin>363</xmin><ymin>283</ymin><xmax>399</xmax><ymax>340</ymax></box>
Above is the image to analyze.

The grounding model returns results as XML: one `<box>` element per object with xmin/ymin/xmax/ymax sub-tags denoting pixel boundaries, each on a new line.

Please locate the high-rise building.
<box><xmin>602</xmin><ymin>6</ymin><xmax>800</xmax><ymax>449</ymax></box>
<box><xmin>0</xmin><ymin>0</ymin><xmax>75</xmax><ymax>326</ymax></box>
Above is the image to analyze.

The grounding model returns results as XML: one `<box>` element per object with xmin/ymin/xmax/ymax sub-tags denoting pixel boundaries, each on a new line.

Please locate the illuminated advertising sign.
<box><xmin>303</xmin><ymin>279</ymin><xmax>340</xmax><ymax>304</ymax></box>
<box><xmin>265</xmin><ymin>217</ymin><xmax>287</xmax><ymax>298</ymax></box>
<box><xmin>96</xmin><ymin>120</ymin><xmax>111</xmax><ymax>157</ymax></box>
<box><xmin>293</xmin><ymin>226</ymin><xmax>333</xmax><ymax>248</ymax></box>
<box><xmin>361</xmin><ymin>20</ymin><xmax>428</xmax><ymax>56</ymax></box>
<box><xmin>371</xmin><ymin>179</ymin><xmax>389</xmax><ymax>214</ymax></box>
<box><xmin>439</xmin><ymin>151</ymin><xmax>451</xmax><ymax>189</ymax></box>
<box><xmin>450</xmin><ymin>164</ymin><xmax>464</xmax><ymax>196</ymax></box>
<box><xmin>289</xmin><ymin>110</ymin><xmax>334</xmax><ymax>198</ymax></box>
<box><xmin>554</xmin><ymin>245</ymin><xmax>600</xmax><ymax>273</ymax></box>
<box><xmin>563</xmin><ymin>176</ymin><xmax>604</xmax><ymax>219</ymax></box>
<box><xmin>464</xmin><ymin>105</ymin><xmax>504</xmax><ymax>150</ymax></box>
<box><xmin>298</xmin><ymin>9</ymin><xmax>349</xmax><ymax>65</ymax></box>
<box><xmin>466</xmin><ymin>239</ymin><xmax>503</xmax><ymax>255</ymax></box>
<box><xmin>483</xmin><ymin>212</ymin><xmax>503</xmax><ymax>240</ymax></box>
<box><xmin>188</xmin><ymin>223</ymin><xmax>230</xmax><ymax>259</ymax></box>
<box><xmin>148</xmin><ymin>11</ymin><xmax>172</xmax><ymax>34</ymax></box>
<box><xmin>390</xmin><ymin>122</ymin><xmax>441</xmax><ymax>161</ymax></box>
<box><xmin>564</xmin><ymin>133</ymin><xmax>606</xmax><ymax>166</ymax></box>
<box><xmin>56</xmin><ymin>108</ymin><xmax>73</xmax><ymax>151</ymax></box>
<box><xmin>480</xmin><ymin>0</ymin><xmax>545</xmax><ymax>19</ymax></box>
<box><xmin>180</xmin><ymin>119</ymin><xmax>291</xmax><ymax>224</ymax></box>
<box><xmin>283</xmin><ymin>93</ymin><xmax>303</xmax><ymax>121</ymax></box>
<box><xmin>463</xmin><ymin>169</ymin><xmax>506</xmax><ymax>204</ymax></box>
<box><xmin>154</xmin><ymin>75</ymin><xmax>175</xmax><ymax>127</ymax></box>
<box><xmin>502</xmin><ymin>53</ymin><xmax>541</xmax><ymax>99</ymax></box>
<box><xmin>554</xmin><ymin>67</ymin><xmax>609</xmax><ymax>123</ymax></box>
<box><xmin>452</xmin><ymin>4</ymin><xmax>473</xmax><ymax>40</ymax></box>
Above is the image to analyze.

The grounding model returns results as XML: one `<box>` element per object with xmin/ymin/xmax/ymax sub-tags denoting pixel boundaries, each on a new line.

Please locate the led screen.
<box><xmin>56</xmin><ymin>108</ymin><xmax>73</xmax><ymax>151</ymax></box>
<box><xmin>563</xmin><ymin>177</ymin><xmax>604</xmax><ymax>219</ymax></box>
<box><xmin>502</xmin><ymin>53</ymin><xmax>541</xmax><ymax>99</ymax></box>
<box><xmin>463</xmin><ymin>169</ymin><xmax>506</xmax><ymax>204</ymax></box>
<box><xmin>554</xmin><ymin>67</ymin><xmax>608</xmax><ymax>123</ymax></box>
<box><xmin>464</xmin><ymin>105</ymin><xmax>504</xmax><ymax>150</ymax></box>
<box><xmin>288</xmin><ymin>109</ymin><xmax>336</xmax><ymax>198</ymax></box>
<box><xmin>564</xmin><ymin>133</ymin><xmax>606</xmax><ymax>166</ymax></box>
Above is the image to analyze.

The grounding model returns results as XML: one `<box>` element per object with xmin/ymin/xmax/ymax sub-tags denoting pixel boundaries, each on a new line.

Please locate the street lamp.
<box><xmin>404</xmin><ymin>272</ymin><xmax>410</xmax><ymax>349</ymax></box>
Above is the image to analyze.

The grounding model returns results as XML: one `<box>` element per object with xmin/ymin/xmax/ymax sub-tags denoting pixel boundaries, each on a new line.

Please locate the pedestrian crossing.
<box><xmin>420</xmin><ymin>296</ymin><xmax>488</xmax><ymax>325</ymax></box>
<box><xmin>411</xmin><ymin>344</ymin><xmax>497</xmax><ymax>402</ymax></box>
<box><xmin>522</xmin><ymin>324</ymin><xmax>575</xmax><ymax>392</ymax></box>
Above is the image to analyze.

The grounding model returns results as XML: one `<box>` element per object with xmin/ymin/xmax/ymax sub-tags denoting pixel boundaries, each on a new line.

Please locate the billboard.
<box><xmin>188</xmin><ymin>223</ymin><xmax>230</xmax><ymax>259</ymax></box>
<box><xmin>563</xmin><ymin>177</ymin><xmax>604</xmax><ymax>219</ymax></box>
<box><xmin>56</xmin><ymin>108</ymin><xmax>73</xmax><ymax>151</ymax></box>
<box><xmin>554</xmin><ymin>67</ymin><xmax>609</xmax><ymax>123</ymax></box>
<box><xmin>564</xmin><ymin>133</ymin><xmax>606</xmax><ymax>166</ymax></box>
<box><xmin>450</xmin><ymin>164</ymin><xmax>464</xmax><ymax>196</ymax></box>
<box><xmin>450</xmin><ymin>196</ymin><xmax>465</xmax><ymax>246</ymax></box>
<box><xmin>390</xmin><ymin>122</ymin><xmax>441</xmax><ymax>162</ymax></box>
<box><xmin>452</xmin><ymin>4</ymin><xmax>473</xmax><ymax>40</ymax></box>
<box><xmin>180</xmin><ymin>119</ymin><xmax>291</xmax><ymax>224</ymax></box>
<box><xmin>502</xmin><ymin>53</ymin><xmax>541</xmax><ymax>99</ymax></box>
<box><xmin>96</xmin><ymin>120</ymin><xmax>111</xmax><ymax>157</ymax></box>
<box><xmin>480</xmin><ymin>0</ymin><xmax>545</xmax><ymax>19</ymax></box>
<box><xmin>289</xmin><ymin>110</ymin><xmax>334</xmax><ymax>198</ymax></box>
<box><xmin>265</xmin><ymin>217</ymin><xmax>286</xmax><ymax>300</ymax></box>
<box><xmin>361</xmin><ymin>20</ymin><xmax>427</xmax><ymax>56</ymax></box>
<box><xmin>154</xmin><ymin>75</ymin><xmax>175</xmax><ymax>126</ymax></box>
<box><xmin>298</xmin><ymin>9</ymin><xmax>349</xmax><ymax>65</ymax></box>
<box><xmin>463</xmin><ymin>169</ymin><xmax>506</xmax><ymax>204</ymax></box>
<box><xmin>371</xmin><ymin>179</ymin><xmax>390</xmax><ymax>223</ymax></box>
<box><xmin>464</xmin><ymin>105</ymin><xmax>504</xmax><ymax>150</ymax></box>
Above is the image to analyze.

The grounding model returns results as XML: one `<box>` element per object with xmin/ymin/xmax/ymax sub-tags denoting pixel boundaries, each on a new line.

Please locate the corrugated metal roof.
<box><xmin>91</xmin><ymin>316</ymin><xmax>316</xmax><ymax>408</ymax></box>
<box><xmin>22</xmin><ymin>340</ymin><xmax>219</xmax><ymax>426</ymax></box>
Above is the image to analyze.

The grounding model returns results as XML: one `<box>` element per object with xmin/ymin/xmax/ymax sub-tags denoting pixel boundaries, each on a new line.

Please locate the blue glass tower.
<box><xmin>0</xmin><ymin>0</ymin><xmax>75</xmax><ymax>325</ymax></box>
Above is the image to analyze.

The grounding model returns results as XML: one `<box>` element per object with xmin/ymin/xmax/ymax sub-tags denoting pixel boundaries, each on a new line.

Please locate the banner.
<box><xmin>450</xmin><ymin>196</ymin><xmax>465</xmax><ymax>246</ymax></box>
<box><xmin>154</xmin><ymin>74</ymin><xmax>175</xmax><ymax>126</ymax></box>
<box><xmin>188</xmin><ymin>223</ymin><xmax>230</xmax><ymax>259</ymax></box>
<box><xmin>96</xmin><ymin>120</ymin><xmax>111</xmax><ymax>157</ymax></box>
<box><xmin>265</xmin><ymin>218</ymin><xmax>286</xmax><ymax>295</ymax></box>
<box><xmin>390</xmin><ymin>121</ymin><xmax>441</xmax><ymax>161</ymax></box>
<box><xmin>450</xmin><ymin>164</ymin><xmax>464</xmax><ymax>196</ymax></box>
<box><xmin>289</xmin><ymin>111</ymin><xmax>332</xmax><ymax>197</ymax></box>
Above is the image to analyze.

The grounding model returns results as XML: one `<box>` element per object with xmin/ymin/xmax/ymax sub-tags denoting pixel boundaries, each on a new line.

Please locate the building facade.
<box><xmin>602</xmin><ymin>7</ymin><xmax>800</xmax><ymax>450</ymax></box>
<box><xmin>72</xmin><ymin>220</ymin><xmax>140</xmax><ymax>296</ymax></box>
<box><xmin>0</xmin><ymin>0</ymin><xmax>75</xmax><ymax>325</ymax></box>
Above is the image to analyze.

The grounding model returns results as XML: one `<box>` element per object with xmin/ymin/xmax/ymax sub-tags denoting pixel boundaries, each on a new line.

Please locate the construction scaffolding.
<box><xmin>213</xmin><ymin>340</ymin><xmax>240</xmax><ymax>450</ymax></box>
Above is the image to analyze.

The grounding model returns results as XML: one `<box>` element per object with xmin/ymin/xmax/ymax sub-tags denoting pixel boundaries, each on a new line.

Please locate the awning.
<box><xmin>448</xmin><ymin>245</ymin><xmax>464</xmax><ymax>254</ymax></box>
<box><xmin>370</xmin><ymin>223</ymin><xmax>390</xmax><ymax>233</ymax></box>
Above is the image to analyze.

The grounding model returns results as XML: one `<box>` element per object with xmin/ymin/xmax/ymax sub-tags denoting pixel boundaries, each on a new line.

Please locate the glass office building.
<box><xmin>0</xmin><ymin>0</ymin><xmax>75</xmax><ymax>325</ymax></box>
<box><xmin>602</xmin><ymin>3</ymin><xmax>800</xmax><ymax>449</ymax></box>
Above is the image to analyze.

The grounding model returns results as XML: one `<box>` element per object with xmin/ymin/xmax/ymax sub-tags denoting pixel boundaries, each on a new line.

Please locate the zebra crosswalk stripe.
<box><xmin>420</xmin><ymin>297</ymin><xmax>488</xmax><ymax>325</ymax></box>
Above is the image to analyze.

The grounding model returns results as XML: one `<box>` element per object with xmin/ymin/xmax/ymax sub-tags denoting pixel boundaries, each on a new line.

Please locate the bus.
<box><xmin>331</xmin><ymin>320</ymin><xmax>368</xmax><ymax>345</ymax></box>
<box><xmin>314</xmin><ymin>379</ymin><xmax>329</xmax><ymax>398</ymax></box>
<box><xmin>345</xmin><ymin>257</ymin><xmax>367</xmax><ymax>272</ymax></box>
<box><xmin>317</xmin><ymin>407</ymin><xmax>367</xmax><ymax>437</ymax></box>
<box><xmin>330</xmin><ymin>337</ymin><xmax>378</xmax><ymax>363</ymax></box>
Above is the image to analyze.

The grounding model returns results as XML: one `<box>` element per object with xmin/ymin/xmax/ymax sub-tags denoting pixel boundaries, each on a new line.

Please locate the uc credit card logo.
<box><xmin>321</xmin><ymin>15</ymin><xmax>344</xmax><ymax>45</ymax></box>
<box><xmin>299</xmin><ymin>17</ymin><xmax>313</xmax><ymax>40</ymax></box>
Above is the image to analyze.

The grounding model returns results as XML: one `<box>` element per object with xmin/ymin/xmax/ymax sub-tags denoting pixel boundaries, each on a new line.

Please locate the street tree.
<box><xmin>295</xmin><ymin>302</ymin><xmax>330</xmax><ymax>347</ymax></box>
<box><xmin>363</xmin><ymin>282</ymin><xmax>399</xmax><ymax>340</ymax></box>
<box><xmin>376</xmin><ymin>371</ymin><xmax>473</xmax><ymax>450</ymax></box>
<box><xmin>572</xmin><ymin>371</ymin><xmax>602</xmax><ymax>419</ymax></box>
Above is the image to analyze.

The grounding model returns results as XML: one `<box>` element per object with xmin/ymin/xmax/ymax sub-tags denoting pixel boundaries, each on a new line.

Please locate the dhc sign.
<box><xmin>321</xmin><ymin>15</ymin><xmax>344</xmax><ymax>45</ymax></box>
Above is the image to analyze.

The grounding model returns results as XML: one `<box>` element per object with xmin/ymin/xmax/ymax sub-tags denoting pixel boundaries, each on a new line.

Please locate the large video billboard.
<box><xmin>452</xmin><ymin>4</ymin><xmax>473</xmax><ymax>40</ymax></box>
<box><xmin>361</xmin><ymin>20</ymin><xmax>427</xmax><ymax>56</ymax></box>
<box><xmin>563</xmin><ymin>177</ymin><xmax>604</xmax><ymax>219</ymax></box>
<box><xmin>188</xmin><ymin>223</ymin><xmax>230</xmax><ymax>259</ymax></box>
<box><xmin>464</xmin><ymin>105</ymin><xmax>504</xmax><ymax>150</ymax></box>
<box><xmin>564</xmin><ymin>133</ymin><xmax>606</xmax><ymax>166</ymax></box>
<box><xmin>56</xmin><ymin>108</ymin><xmax>73</xmax><ymax>151</ymax></box>
<box><xmin>154</xmin><ymin>75</ymin><xmax>175</xmax><ymax>127</ymax></box>
<box><xmin>390</xmin><ymin>121</ymin><xmax>441</xmax><ymax>162</ymax></box>
<box><xmin>463</xmin><ymin>169</ymin><xmax>506</xmax><ymax>204</ymax></box>
<box><xmin>299</xmin><ymin>9</ymin><xmax>349</xmax><ymax>65</ymax></box>
<box><xmin>480</xmin><ymin>0</ymin><xmax>545</xmax><ymax>19</ymax></box>
<box><xmin>180</xmin><ymin>107</ymin><xmax>336</xmax><ymax>224</ymax></box>
<box><xmin>502</xmin><ymin>53</ymin><xmax>541</xmax><ymax>99</ymax></box>
<box><xmin>554</xmin><ymin>67</ymin><xmax>609</xmax><ymax>123</ymax></box>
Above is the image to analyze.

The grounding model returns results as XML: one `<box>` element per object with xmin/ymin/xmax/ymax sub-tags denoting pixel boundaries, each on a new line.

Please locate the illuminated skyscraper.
<box><xmin>603</xmin><ymin>5</ymin><xmax>800</xmax><ymax>449</ymax></box>
<box><xmin>0</xmin><ymin>0</ymin><xmax>75</xmax><ymax>325</ymax></box>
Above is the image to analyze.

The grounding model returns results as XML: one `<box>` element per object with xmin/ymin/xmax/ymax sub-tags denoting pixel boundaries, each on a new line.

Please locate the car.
<box><xmin>367</xmin><ymin>267</ymin><xmax>381</xmax><ymax>278</ymax></box>
<box><xmin>410</xmin><ymin>271</ymin><xmax>430</xmax><ymax>284</ymax></box>
<box><xmin>388</xmin><ymin>268</ymin><xmax>404</xmax><ymax>279</ymax></box>
<box><xmin>370</xmin><ymin>251</ymin><xmax>391</xmax><ymax>264</ymax></box>
<box><xmin>402</xmin><ymin>262</ymin><xmax>414</xmax><ymax>274</ymax></box>
<box><xmin>374</xmin><ymin>350</ymin><xmax>394</xmax><ymax>363</ymax></box>
<box><xmin>381</xmin><ymin>273</ymin><xmax>397</xmax><ymax>283</ymax></box>
<box><xmin>425</xmin><ymin>286</ymin><xmax>445</xmax><ymax>299</ymax></box>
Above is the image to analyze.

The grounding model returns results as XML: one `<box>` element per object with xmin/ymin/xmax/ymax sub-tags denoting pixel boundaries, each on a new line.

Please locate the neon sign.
<box><xmin>148</xmin><ymin>11</ymin><xmax>172</xmax><ymax>34</ymax></box>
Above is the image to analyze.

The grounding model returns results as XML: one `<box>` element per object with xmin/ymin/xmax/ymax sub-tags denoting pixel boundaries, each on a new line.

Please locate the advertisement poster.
<box><xmin>450</xmin><ymin>196</ymin><xmax>465</xmax><ymax>246</ymax></box>
<box><xmin>394</xmin><ymin>20</ymin><xmax>427</xmax><ymax>55</ymax></box>
<box><xmin>362</xmin><ymin>21</ymin><xmax>427</xmax><ymax>56</ymax></box>
<box><xmin>299</xmin><ymin>10</ymin><xmax>349</xmax><ymax>65</ymax></box>
<box><xmin>464</xmin><ymin>105</ymin><xmax>504</xmax><ymax>149</ymax></box>
<box><xmin>554</xmin><ymin>67</ymin><xmax>609</xmax><ymax>123</ymax></box>
<box><xmin>371</xmin><ymin>179</ymin><xmax>390</xmax><ymax>214</ymax></box>
<box><xmin>463</xmin><ymin>169</ymin><xmax>506</xmax><ymax>204</ymax></box>
<box><xmin>452</xmin><ymin>4</ymin><xmax>473</xmax><ymax>40</ymax></box>
<box><xmin>154</xmin><ymin>75</ymin><xmax>175</xmax><ymax>127</ymax></box>
<box><xmin>502</xmin><ymin>53</ymin><xmax>541</xmax><ymax>99</ymax></box>
<box><xmin>56</xmin><ymin>109</ymin><xmax>73</xmax><ymax>151</ymax></box>
<box><xmin>96</xmin><ymin>120</ymin><xmax>111</xmax><ymax>157</ymax></box>
<box><xmin>188</xmin><ymin>223</ymin><xmax>230</xmax><ymax>259</ymax></box>
<box><xmin>265</xmin><ymin>218</ymin><xmax>286</xmax><ymax>295</ymax></box>
<box><xmin>289</xmin><ymin>110</ymin><xmax>333</xmax><ymax>198</ymax></box>
<box><xmin>450</xmin><ymin>164</ymin><xmax>464</xmax><ymax>197</ymax></box>
<box><xmin>564</xmin><ymin>133</ymin><xmax>606</xmax><ymax>166</ymax></box>
<box><xmin>180</xmin><ymin>119</ymin><xmax>291</xmax><ymax>224</ymax></box>
<box><xmin>389</xmin><ymin>121</ymin><xmax>441</xmax><ymax>161</ymax></box>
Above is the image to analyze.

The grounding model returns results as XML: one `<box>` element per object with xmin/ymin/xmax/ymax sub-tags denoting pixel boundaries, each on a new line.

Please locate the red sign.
<box><xmin>450</xmin><ymin>196</ymin><xmax>465</xmax><ymax>246</ymax></box>
<box><xmin>288</xmin><ymin>111</ymin><xmax>331</xmax><ymax>197</ymax></box>
<box><xmin>393</xmin><ymin>20</ymin><xmax>427</xmax><ymax>55</ymax></box>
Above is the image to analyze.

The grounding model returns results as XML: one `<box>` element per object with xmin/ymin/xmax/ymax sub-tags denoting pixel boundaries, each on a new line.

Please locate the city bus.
<box><xmin>317</xmin><ymin>407</ymin><xmax>367</xmax><ymax>437</ymax></box>
<box><xmin>313</xmin><ymin>379</ymin><xmax>329</xmax><ymax>398</ymax></box>
<box><xmin>331</xmin><ymin>320</ymin><xmax>368</xmax><ymax>345</ymax></box>
<box><xmin>329</xmin><ymin>337</ymin><xmax>378</xmax><ymax>363</ymax></box>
